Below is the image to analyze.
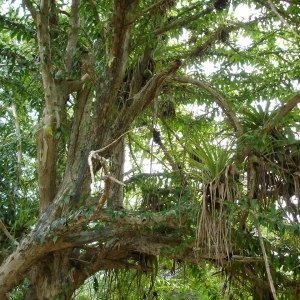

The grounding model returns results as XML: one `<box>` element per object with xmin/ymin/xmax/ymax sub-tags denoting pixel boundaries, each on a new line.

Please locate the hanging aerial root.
<box><xmin>252</xmin><ymin>211</ymin><xmax>278</xmax><ymax>300</ymax></box>
<box><xmin>196</xmin><ymin>168</ymin><xmax>240</xmax><ymax>261</ymax></box>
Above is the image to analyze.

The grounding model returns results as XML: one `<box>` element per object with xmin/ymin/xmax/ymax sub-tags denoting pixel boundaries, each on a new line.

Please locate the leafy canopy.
<box><xmin>0</xmin><ymin>0</ymin><xmax>299</xmax><ymax>299</ymax></box>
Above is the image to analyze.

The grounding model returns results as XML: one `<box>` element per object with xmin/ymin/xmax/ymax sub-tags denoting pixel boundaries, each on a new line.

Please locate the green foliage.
<box><xmin>73</xmin><ymin>260</ymin><xmax>223</xmax><ymax>300</ymax></box>
<box><xmin>1</xmin><ymin>0</ymin><xmax>300</xmax><ymax>299</ymax></box>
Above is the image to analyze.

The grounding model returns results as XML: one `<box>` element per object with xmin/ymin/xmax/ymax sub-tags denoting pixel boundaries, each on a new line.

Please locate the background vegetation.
<box><xmin>0</xmin><ymin>0</ymin><xmax>299</xmax><ymax>299</ymax></box>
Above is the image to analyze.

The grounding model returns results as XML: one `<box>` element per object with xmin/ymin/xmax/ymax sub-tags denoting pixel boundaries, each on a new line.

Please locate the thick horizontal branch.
<box><xmin>61</xmin><ymin>230</ymin><xmax>224</xmax><ymax>289</ymax></box>
<box><xmin>63</xmin><ymin>228</ymin><xmax>125</xmax><ymax>245</ymax></box>
<box><xmin>98</xmin><ymin>207</ymin><xmax>190</xmax><ymax>230</ymax></box>
<box><xmin>0</xmin><ymin>203</ymin><xmax>188</xmax><ymax>295</ymax></box>
<box><xmin>69</xmin><ymin>232</ymin><xmax>220</xmax><ymax>274</ymax></box>
<box><xmin>62</xmin><ymin>229</ymin><xmax>265</xmax><ymax>291</ymax></box>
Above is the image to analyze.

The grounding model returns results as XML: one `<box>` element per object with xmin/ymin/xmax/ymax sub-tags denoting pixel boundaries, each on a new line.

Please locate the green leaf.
<box><xmin>52</xmin><ymin>235</ymin><xmax>58</xmax><ymax>244</ymax></box>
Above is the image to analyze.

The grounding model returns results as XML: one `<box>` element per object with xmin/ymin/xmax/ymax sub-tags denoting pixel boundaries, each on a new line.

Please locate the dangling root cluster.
<box><xmin>196</xmin><ymin>165</ymin><xmax>240</xmax><ymax>261</ymax></box>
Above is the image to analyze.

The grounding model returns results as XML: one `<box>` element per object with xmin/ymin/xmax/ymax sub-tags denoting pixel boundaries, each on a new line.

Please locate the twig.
<box><xmin>91</xmin><ymin>129</ymin><xmax>132</xmax><ymax>156</ymax></box>
<box><xmin>10</xmin><ymin>102</ymin><xmax>22</xmax><ymax>176</ymax></box>
<box><xmin>105</xmin><ymin>175</ymin><xmax>126</xmax><ymax>186</ymax></box>
<box><xmin>127</xmin><ymin>0</ymin><xmax>167</xmax><ymax>25</ymax></box>
<box><xmin>88</xmin><ymin>130</ymin><xmax>134</xmax><ymax>188</ymax></box>
<box><xmin>267</xmin><ymin>0</ymin><xmax>300</xmax><ymax>38</ymax></box>
<box><xmin>0</xmin><ymin>220</ymin><xmax>19</xmax><ymax>247</ymax></box>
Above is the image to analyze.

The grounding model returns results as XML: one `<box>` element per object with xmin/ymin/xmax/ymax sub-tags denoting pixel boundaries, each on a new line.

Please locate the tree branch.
<box><xmin>22</xmin><ymin>0</ymin><xmax>37</xmax><ymax>21</ymax></box>
<box><xmin>173</xmin><ymin>75</ymin><xmax>243</xmax><ymax>136</ymax></box>
<box><xmin>127</xmin><ymin>0</ymin><xmax>169</xmax><ymax>25</ymax></box>
<box><xmin>107</xmin><ymin>0</ymin><xmax>132</xmax><ymax>82</ymax></box>
<box><xmin>10</xmin><ymin>102</ymin><xmax>22</xmax><ymax>174</ymax></box>
<box><xmin>0</xmin><ymin>220</ymin><xmax>19</xmax><ymax>247</ymax></box>
<box><xmin>98</xmin><ymin>60</ymin><xmax>181</xmax><ymax>154</ymax></box>
<box><xmin>35</xmin><ymin>0</ymin><xmax>61</xmax><ymax>213</ymax></box>
<box><xmin>238</xmin><ymin>154</ymin><xmax>258</xmax><ymax>230</ymax></box>
<box><xmin>154</xmin><ymin>7</ymin><xmax>213</xmax><ymax>35</ymax></box>
<box><xmin>259</xmin><ymin>93</ymin><xmax>300</xmax><ymax>137</ymax></box>
<box><xmin>62</xmin><ymin>73</ymin><xmax>91</xmax><ymax>94</ymax></box>
<box><xmin>267</xmin><ymin>0</ymin><xmax>300</xmax><ymax>38</ymax></box>
<box><xmin>64</xmin><ymin>0</ymin><xmax>81</xmax><ymax>72</ymax></box>
<box><xmin>151</xmin><ymin>128</ymin><xmax>184</xmax><ymax>180</ymax></box>
<box><xmin>124</xmin><ymin>60</ymin><xmax>181</xmax><ymax>123</ymax></box>
<box><xmin>158</xmin><ymin>17</ymin><xmax>270</xmax><ymax>61</ymax></box>
<box><xmin>87</xmin><ymin>0</ymin><xmax>100</xmax><ymax>23</ymax></box>
<box><xmin>0</xmin><ymin>197</ymin><xmax>187</xmax><ymax>296</ymax></box>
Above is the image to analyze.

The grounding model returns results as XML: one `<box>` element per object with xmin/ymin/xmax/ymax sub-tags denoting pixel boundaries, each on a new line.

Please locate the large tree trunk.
<box><xmin>0</xmin><ymin>54</ymin><xmax>182</xmax><ymax>299</ymax></box>
<box><xmin>28</xmin><ymin>251</ymin><xmax>75</xmax><ymax>300</ymax></box>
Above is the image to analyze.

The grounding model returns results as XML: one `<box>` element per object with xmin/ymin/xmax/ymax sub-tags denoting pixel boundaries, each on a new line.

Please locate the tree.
<box><xmin>0</xmin><ymin>0</ymin><xmax>299</xmax><ymax>299</ymax></box>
